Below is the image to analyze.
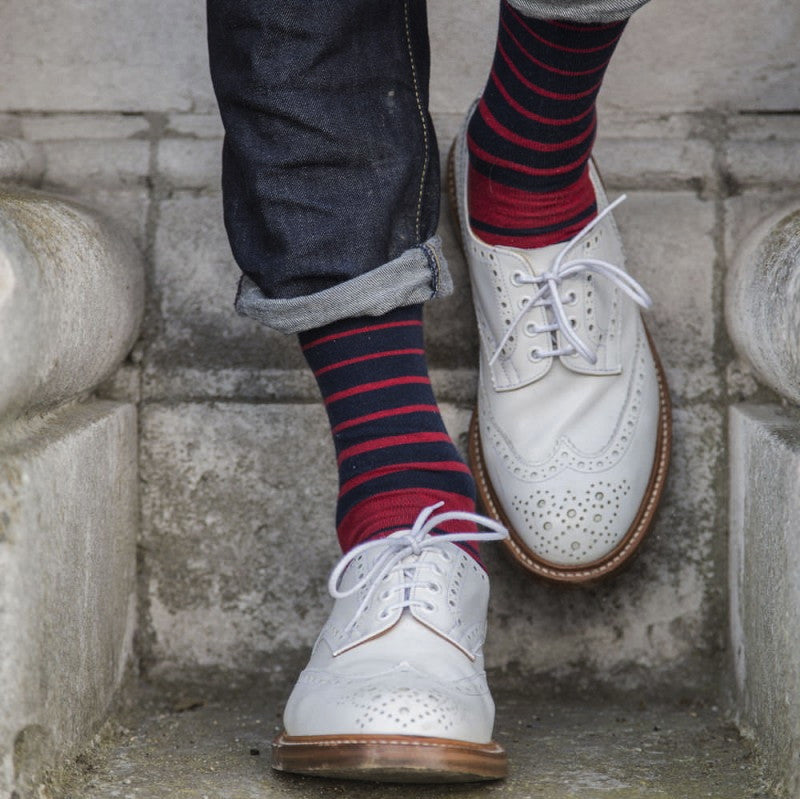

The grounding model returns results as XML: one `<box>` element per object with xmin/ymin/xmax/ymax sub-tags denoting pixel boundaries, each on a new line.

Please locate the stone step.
<box><xmin>58</xmin><ymin>678</ymin><xmax>766</xmax><ymax>799</ymax></box>
<box><xmin>730</xmin><ymin>403</ymin><xmax>800</xmax><ymax>798</ymax></box>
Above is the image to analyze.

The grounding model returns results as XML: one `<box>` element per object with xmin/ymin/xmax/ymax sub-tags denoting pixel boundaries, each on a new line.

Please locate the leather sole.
<box><xmin>446</xmin><ymin>141</ymin><xmax>672</xmax><ymax>584</ymax></box>
<box><xmin>272</xmin><ymin>732</ymin><xmax>508</xmax><ymax>782</ymax></box>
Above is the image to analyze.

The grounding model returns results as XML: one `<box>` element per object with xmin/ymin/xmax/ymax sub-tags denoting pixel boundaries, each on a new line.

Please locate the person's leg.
<box><xmin>208</xmin><ymin>0</ymin><xmax>479</xmax><ymax>556</ymax></box>
<box><xmin>207</xmin><ymin>0</ymin><xmax>508</xmax><ymax>781</ymax></box>
<box><xmin>207</xmin><ymin>0</ymin><xmax>448</xmax><ymax>333</ymax></box>
<box><xmin>450</xmin><ymin>0</ymin><xmax>670</xmax><ymax>583</ymax></box>
<box><xmin>467</xmin><ymin>2</ymin><xmax>627</xmax><ymax>248</ymax></box>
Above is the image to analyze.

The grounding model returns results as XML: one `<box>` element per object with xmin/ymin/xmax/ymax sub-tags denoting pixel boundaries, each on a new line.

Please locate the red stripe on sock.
<box><xmin>548</xmin><ymin>18</ymin><xmax>625</xmax><ymax>32</ymax></box>
<box><xmin>313</xmin><ymin>348</ymin><xmax>425</xmax><ymax>377</ymax></box>
<box><xmin>500</xmin><ymin>16</ymin><xmax>613</xmax><ymax>77</ymax></box>
<box><xmin>325</xmin><ymin>376</ymin><xmax>431</xmax><ymax>406</ymax></box>
<box><xmin>468</xmin><ymin>133</ymin><xmax>588</xmax><ymax>177</ymax></box>
<box><xmin>478</xmin><ymin>102</ymin><xmax>596</xmax><ymax>153</ymax></box>
<box><xmin>468</xmin><ymin>164</ymin><xmax>596</xmax><ymax>247</ymax></box>
<box><xmin>331</xmin><ymin>404</ymin><xmax>440</xmax><ymax>435</ymax></box>
<box><xmin>337</xmin><ymin>432</ymin><xmax>453</xmax><ymax>466</ymax></box>
<box><xmin>337</xmin><ymin>488</ymin><xmax>480</xmax><ymax>555</ymax></box>
<box><xmin>497</xmin><ymin>40</ymin><xmax>601</xmax><ymax>101</ymax></box>
<box><xmin>339</xmin><ymin>461</ymin><xmax>472</xmax><ymax>499</ymax></box>
<box><xmin>508</xmin><ymin>6</ymin><xmax>624</xmax><ymax>54</ymax></box>
<box><xmin>490</xmin><ymin>72</ymin><xmax>595</xmax><ymax>126</ymax></box>
<box><xmin>301</xmin><ymin>319</ymin><xmax>422</xmax><ymax>351</ymax></box>
<box><xmin>468</xmin><ymin>163</ymin><xmax>595</xmax><ymax>224</ymax></box>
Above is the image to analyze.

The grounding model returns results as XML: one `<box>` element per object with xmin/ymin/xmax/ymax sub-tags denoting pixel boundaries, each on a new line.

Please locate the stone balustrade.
<box><xmin>726</xmin><ymin>204</ymin><xmax>800</xmax><ymax>797</ymax></box>
<box><xmin>0</xmin><ymin>172</ymin><xmax>145</xmax><ymax>797</ymax></box>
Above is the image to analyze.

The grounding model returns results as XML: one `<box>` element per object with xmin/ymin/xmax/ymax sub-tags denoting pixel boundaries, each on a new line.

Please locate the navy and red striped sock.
<box><xmin>467</xmin><ymin>1</ymin><xmax>627</xmax><ymax>248</ymax></box>
<box><xmin>299</xmin><ymin>305</ymin><xmax>481</xmax><ymax>562</ymax></box>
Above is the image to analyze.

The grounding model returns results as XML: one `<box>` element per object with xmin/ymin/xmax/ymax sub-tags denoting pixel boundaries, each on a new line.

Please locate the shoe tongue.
<box><xmin>493</xmin><ymin>239</ymin><xmax>563</xmax><ymax>274</ymax></box>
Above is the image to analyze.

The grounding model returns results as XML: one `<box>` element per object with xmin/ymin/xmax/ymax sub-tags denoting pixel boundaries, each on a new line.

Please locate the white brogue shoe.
<box><xmin>272</xmin><ymin>504</ymin><xmax>509</xmax><ymax>782</ymax></box>
<box><xmin>448</xmin><ymin>115</ymin><xmax>671</xmax><ymax>584</ymax></box>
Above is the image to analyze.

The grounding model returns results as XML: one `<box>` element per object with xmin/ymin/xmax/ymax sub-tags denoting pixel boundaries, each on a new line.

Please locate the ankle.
<box><xmin>338</xmin><ymin>489</ymin><xmax>483</xmax><ymax>566</ymax></box>
<box><xmin>467</xmin><ymin>161</ymin><xmax>597</xmax><ymax>248</ymax></box>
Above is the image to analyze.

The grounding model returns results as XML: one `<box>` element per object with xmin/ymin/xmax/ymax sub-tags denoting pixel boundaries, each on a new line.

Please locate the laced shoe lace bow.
<box><xmin>328</xmin><ymin>503</ymin><xmax>508</xmax><ymax>634</ymax></box>
<box><xmin>490</xmin><ymin>195</ymin><xmax>653</xmax><ymax>367</ymax></box>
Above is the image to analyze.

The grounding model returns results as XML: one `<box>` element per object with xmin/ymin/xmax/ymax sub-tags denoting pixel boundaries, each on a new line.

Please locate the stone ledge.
<box><xmin>0</xmin><ymin>400</ymin><xmax>139</xmax><ymax>798</ymax></box>
<box><xmin>0</xmin><ymin>186</ymin><xmax>145</xmax><ymax>421</ymax></box>
<box><xmin>729</xmin><ymin>403</ymin><xmax>800</xmax><ymax>797</ymax></box>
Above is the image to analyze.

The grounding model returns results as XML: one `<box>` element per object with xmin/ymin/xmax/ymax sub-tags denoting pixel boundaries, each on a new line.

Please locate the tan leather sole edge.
<box><xmin>446</xmin><ymin>141</ymin><xmax>672</xmax><ymax>585</ymax></box>
<box><xmin>271</xmin><ymin>732</ymin><xmax>508</xmax><ymax>783</ymax></box>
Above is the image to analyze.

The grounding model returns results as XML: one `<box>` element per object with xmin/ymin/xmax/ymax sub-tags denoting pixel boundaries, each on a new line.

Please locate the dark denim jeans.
<box><xmin>207</xmin><ymin>0</ymin><xmax>651</xmax><ymax>333</ymax></box>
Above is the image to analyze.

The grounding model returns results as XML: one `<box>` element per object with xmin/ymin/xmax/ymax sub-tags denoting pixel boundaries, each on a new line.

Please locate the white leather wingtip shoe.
<box><xmin>448</xmin><ymin>113</ymin><xmax>671</xmax><ymax>584</ymax></box>
<box><xmin>272</xmin><ymin>504</ymin><xmax>509</xmax><ymax>782</ymax></box>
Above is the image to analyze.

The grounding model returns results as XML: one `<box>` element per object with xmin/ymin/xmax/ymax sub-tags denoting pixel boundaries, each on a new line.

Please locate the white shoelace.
<box><xmin>328</xmin><ymin>502</ymin><xmax>508</xmax><ymax>634</ymax></box>
<box><xmin>489</xmin><ymin>195</ymin><xmax>652</xmax><ymax>367</ymax></box>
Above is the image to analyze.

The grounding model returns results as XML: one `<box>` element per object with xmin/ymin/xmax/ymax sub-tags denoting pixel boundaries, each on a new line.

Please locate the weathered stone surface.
<box><xmin>0</xmin><ymin>401</ymin><xmax>138</xmax><ymax>798</ymax></box>
<box><xmin>140</xmin><ymin>400</ymin><xmax>722</xmax><ymax>689</ymax></box>
<box><xmin>726</xmin><ymin>205</ymin><xmax>800</xmax><ymax>404</ymax></box>
<box><xmin>0</xmin><ymin>1</ymin><xmax>214</xmax><ymax>112</ymax></box>
<box><xmin>18</xmin><ymin>114</ymin><xmax>149</xmax><ymax>142</ymax></box>
<box><xmin>724</xmin><ymin>190</ymin><xmax>800</xmax><ymax>266</ymax></box>
<box><xmin>150</xmin><ymin>194</ymin><xmax>299</xmax><ymax>371</ymax></box>
<box><xmin>165</xmin><ymin>114</ymin><xmax>225</xmax><ymax>139</ymax></box>
<box><xmin>592</xmin><ymin>138</ymin><xmax>715</xmax><ymax>190</ymax></box>
<box><xmin>611</xmin><ymin>191</ymin><xmax>720</xmax><ymax>397</ymax></box>
<box><xmin>725</xmin><ymin>141</ymin><xmax>800</xmax><ymax>188</ymax></box>
<box><xmin>157</xmin><ymin>138</ymin><xmax>222</xmax><ymax>191</ymax></box>
<box><xmin>0</xmin><ymin>187</ymin><xmax>145</xmax><ymax>421</ymax></box>
<box><xmin>40</xmin><ymin>139</ymin><xmax>149</xmax><ymax>190</ymax></box>
<box><xmin>602</xmin><ymin>0</ymin><xmax>800</xmax><ymax>114</ymax></box>
<box><xmin>139</xmin><ymin>402</ymin><xmax>339</xmax><ymax>676</ymax></box>
<box><xmin>0</xmin><ymin>138</ymin><xmax>44</xmax><ymax>185</ymax></box>
<box><xmin>729</xmin><ymin>403</ymin><xmax>800</xmax><ymax>797</ymax></box>
<box><xmin>2</xmin><ymin>1</ymin><xmax>798</xmax><ymax>116</ymax></box>
<box><xmin>63</xmin><ymin>683</ymin><xmax>764</xmax><ymax>799</ymax></box>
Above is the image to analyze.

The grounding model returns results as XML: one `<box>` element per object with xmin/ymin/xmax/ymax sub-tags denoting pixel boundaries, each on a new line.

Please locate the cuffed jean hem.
<box><xmin>234</xmin><ymin>235</ymin><xmax>452</xmax><ymax>334</ymax></box>
<box><xmin>506</xmin><ymin>0</ymin><xmax>650</xmax><ymax>22</ymax></box>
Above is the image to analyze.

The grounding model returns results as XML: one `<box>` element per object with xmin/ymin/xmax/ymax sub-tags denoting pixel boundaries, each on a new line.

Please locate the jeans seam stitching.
<box><xmin>422</xmin><ymin>241</ymin><xmax>439</xmax><ymax>296</ymax></box>
<box><xmin>403</xmin><ymin>0</ymin><xmax>429</xmax><ymax>241</ymax></box>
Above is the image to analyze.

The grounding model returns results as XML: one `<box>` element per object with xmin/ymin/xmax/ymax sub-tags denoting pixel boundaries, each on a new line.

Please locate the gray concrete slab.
<box><xmin>730</xmin><ymin>404</ymin><xmax>800</xmax><ymax>798</ymax></box>
<box><xmin>0</xmin><ymin>401</ymin><xmax>139</xmax><ymax>798</ymax></box>
<box><xmin>58</xmin><ymin>680</ymin><xmax>768</xmax><ymax>799</ymax></box>
<box><xmin>137</xmin><ymin>400</ymin><xmax>726</xmax><ymax>692</ymax></box>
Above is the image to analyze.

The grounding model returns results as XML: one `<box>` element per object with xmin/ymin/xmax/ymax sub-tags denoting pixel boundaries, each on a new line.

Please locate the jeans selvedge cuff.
<box><xmin>506</xmin><ymin>0</ymin><xmax>651</xmax><ymax>22</ymax></box>
<box><xmin>234</xmin><ymin>235</ymin><xmax>452</xmax><ymax>334</ymax></box>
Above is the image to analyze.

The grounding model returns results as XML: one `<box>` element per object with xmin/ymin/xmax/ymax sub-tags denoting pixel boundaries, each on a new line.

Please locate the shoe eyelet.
<box><xmin>563</xmin><ymin>290</ymin><xmax>577</xmax><ymax>305</ymax></box>
<box><xmin>378</xmin><ymin>609</ymin><xmax>391</xmax><ymax>620</ymax></box>
<box><xmin>380</xmin><ymin>590</ymin><xmax>390</xmax><ymax>600</ymax></box>
<box><xmin>528</xmin><ymin>348</ymin><xmax>542</xmax><ymax>361</ymax></box>
<box><xmin>511</xmin><ymin>270</ymin><xmax>525</xmax><ymax>286</ymax></box>
<box><xmin>524</xmin><ymin>322</ymin><xmax>539</xmax><ymax>336</ymax></box>
<box><xmin>428</xmin><ymin>582</ymin><xmax>440</xmax><ymax>593</ymax></box>
<box><xmin>425</xmin><ymin>602</ymin><xmax>436</xmax><ymax>612</ymax></box>
<box><xmin>518</xmin><ymin>296</ymin><xmax>530</xmax><ymax>309</ymax></box>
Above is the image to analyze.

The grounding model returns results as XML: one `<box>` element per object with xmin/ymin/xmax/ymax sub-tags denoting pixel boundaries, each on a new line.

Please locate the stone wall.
<box><xmin>1</xmin><ymin>0</ymin><xmax>798</xmax><ymax>691</ymax></box>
